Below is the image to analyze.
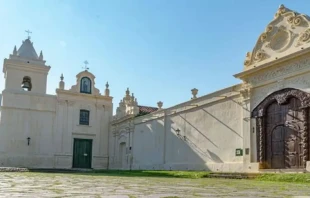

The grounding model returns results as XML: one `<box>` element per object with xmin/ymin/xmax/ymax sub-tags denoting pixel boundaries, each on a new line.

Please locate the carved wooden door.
<box><xmin>265</xmin><ymin>97</ymin><xmax>302</xmax><ymax>169</ymax></box>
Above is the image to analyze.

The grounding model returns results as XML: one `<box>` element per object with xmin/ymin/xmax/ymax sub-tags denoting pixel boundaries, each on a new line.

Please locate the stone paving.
<box><xmin>0</xmin><ymin>172</ymin><xmax>310</xmax><ymax>197</ymax></box>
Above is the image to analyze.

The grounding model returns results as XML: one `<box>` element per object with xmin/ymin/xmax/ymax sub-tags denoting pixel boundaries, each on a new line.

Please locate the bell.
<box><xmin>21</xmin><ymin>81</ymin><xmax>31</xmax><ymax>90</ymax></box>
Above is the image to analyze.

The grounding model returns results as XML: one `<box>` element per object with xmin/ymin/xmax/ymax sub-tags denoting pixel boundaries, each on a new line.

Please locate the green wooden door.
<box><xmin>73</xmin><ymin>139</ymin><xmax>92</xmax><ymax>169</ymax></box>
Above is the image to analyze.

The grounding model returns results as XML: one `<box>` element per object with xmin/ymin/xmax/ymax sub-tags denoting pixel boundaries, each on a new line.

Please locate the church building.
<box><xmin>0</xmin><ymin>37</ymin><xmax>113</xmax><ymax>169</ymax></box>
<box><xmin>1</xmin><ymin>5</ymin><xmax>310</xmax><ymax>172</ymax></box>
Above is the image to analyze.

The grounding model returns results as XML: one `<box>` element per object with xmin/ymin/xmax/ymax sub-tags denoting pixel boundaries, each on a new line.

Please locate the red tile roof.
<box><xmin>137</xmin><ymin>105</ymin><xmax>158</xmax><ymax>117</ymax></box>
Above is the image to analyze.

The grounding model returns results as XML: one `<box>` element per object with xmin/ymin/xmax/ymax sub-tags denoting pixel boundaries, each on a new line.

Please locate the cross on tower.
<box><xmin>82</xmin><ymin>60</ymin><xmax>89</xmax><ymax>71</ymax></box>
<box><xmin>25</xmin><ymin>30</ymin><xmax>32</xmax><ymax>39</ymax></box>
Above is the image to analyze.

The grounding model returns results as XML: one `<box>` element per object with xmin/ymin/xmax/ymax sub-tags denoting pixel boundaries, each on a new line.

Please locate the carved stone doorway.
<box><xmin>252</xmin><ymin>88</ymin><xmax>310</xmax><ymax>169</ymax></box>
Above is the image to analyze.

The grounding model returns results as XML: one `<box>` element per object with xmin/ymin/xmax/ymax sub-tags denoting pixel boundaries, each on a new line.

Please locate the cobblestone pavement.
<box><xmin>0</xmin><ymin>172</ymin><xmax>310</xmax><ymax>197</ymax></box>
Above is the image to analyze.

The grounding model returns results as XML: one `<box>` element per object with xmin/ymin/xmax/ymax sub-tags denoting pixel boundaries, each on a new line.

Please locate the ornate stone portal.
<box><xmin>252</xmin><ymin>88</ymin><xmax>310</xmax><ymax>169</ymax></box>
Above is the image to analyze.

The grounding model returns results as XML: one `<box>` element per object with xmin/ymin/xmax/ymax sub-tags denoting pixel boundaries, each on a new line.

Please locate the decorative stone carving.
<box><xmin>254</xmin><ymin>50</ymin><xmax>266</xmax><ymax>62</ymax></box>
<box><xmin>248</xmin><ymin>56</ymin><xmax>310</xmax><ymax>86</ymax></box>
<box><xmin>296</xmin><ymin>28</ymin><xmax>310</xmax><ymax>46</ymax></box>
<box><xmin>274</xmin><ymin>4</ymin><xmax>286</xmax><ymax>18</ymax></box>
<box><xmin>114</xmin><ymin>88</ymin><xmax>140</xmax><ymax>120</ymax></box>
<box><xmin>240</xmin><ymin>83</ymin><xmax>251</xmax><ymax>101</ymax></box>
<box><xmin>269</xmin><ymin>28</ymin><xmax>290</xmax><ymax>51</ymax></box>
<box><xmin>301</xmin><ymin>109</ymin><xmax>308</xmax><ymax>167</ymax></box>
<box><xmin>284</xmin><ymin>120</ymin><xmax>300</xmax><ymax>131</ymax></box>
<box><xmin>252</xmin><ymin>88</ymin><xmax>310</xmax><ymax>118</ymax></box>
<box><xmin>257</xmin><ymin>117</ymin><xmax>263</xmax><ymax>164</ymax></box>
<box><xmin>251</xmin><ymin>74</ymin><xmax>310</xmax><ymax>109</ymax></box>
<box><xmin>244</xmin><ymin>52</ymin><xmax>251</xmax><ymax>66</ymax></box>
<box><xmin>243</xmin><ymin>4</ymin><xmax>310</xmax><ymax>69</ymax></box>
<box><xmin>266</xmin><ymin>25</ymin><xmax>273</xmax><ymax>33</ymax></box>
<box><xmin>287</xmin><ymin>15</ymin><xmax>302</xmax><ymax>26</ymax></box>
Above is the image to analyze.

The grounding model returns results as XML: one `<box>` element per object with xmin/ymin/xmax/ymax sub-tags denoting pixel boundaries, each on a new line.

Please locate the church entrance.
<box><xmin>252</xmin><ymin>88</ymin><xmax>310</xmax><ymax>169</ymax></box>
<box><xmin>72</xmin><ymin>139</ymin><xmax>92</xmax><ymax>169</ymax></box>
<box><xmin>265</xmin><ymin>98</ymin><xmax>302</xmax><ymax>169</ymax></box>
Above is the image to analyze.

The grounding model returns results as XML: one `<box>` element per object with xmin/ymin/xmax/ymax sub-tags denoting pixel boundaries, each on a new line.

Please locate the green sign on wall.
<box><xmin>235</xmin><ymin>148</ymin><xmax>243</xmax><ymax>156</ymax></box>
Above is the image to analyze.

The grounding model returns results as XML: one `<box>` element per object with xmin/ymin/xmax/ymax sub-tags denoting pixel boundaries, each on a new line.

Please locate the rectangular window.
<box><xmin>79</xmin><ymin>110</ymin><xmax>90</xmax><ymax>125</ymax></box>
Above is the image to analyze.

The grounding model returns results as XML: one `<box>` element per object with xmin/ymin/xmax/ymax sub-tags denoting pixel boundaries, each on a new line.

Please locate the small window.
<box><xmin>80</xmin><ymin>77</ymin><xmax>92</xmax><ymax>94</ymax></box>
<box><xmin>79</xmin><ymin>110</ymin><xmax>90</xmax><ymax>125</ymax></box>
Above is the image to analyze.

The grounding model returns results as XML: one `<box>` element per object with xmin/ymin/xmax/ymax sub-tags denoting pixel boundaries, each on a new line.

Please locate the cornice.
<box><xmin>234</xmin><ymin>42</ymin><xmax>310</xmax><ymax>79</ymax></box>
<box><xmin>2</xmin><ymin>89</ymin><xmax>56</xmax><ymax>98</ymax></box>
<box><xmin>56</xmin><ymin>89</ymin><xmax>113</xmax><ymax>101</ymax></box>
<box><xmin>3</xmin><ymin>59</ymin><xmax>51</xmax><ymax>74</ymax></box>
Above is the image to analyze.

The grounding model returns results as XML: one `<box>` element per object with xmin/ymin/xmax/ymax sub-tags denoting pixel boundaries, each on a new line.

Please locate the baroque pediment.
<box><xmin>69</xmin><ymin>70</ymin><xmax>101</xmax><ymax>95</ymax></box>
<box><xmin>244</xmin><ymin>5</ymin><xmax>310</xmax><ymax>70</ymax></box>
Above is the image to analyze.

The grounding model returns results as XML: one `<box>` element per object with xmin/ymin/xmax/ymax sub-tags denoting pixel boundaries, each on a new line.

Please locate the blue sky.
<box><xmin>0</xmin><ymin>0</ymin><xmax>309</xmax><ymax>112</ymax></box>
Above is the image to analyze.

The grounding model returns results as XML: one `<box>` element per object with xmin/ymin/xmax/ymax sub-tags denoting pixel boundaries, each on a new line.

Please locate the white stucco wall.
<box><xmin>54</xmin><ymin>92</ymin><xmax>113</xmax><ymax>169</ymax></box>
<box><xmin>110</xmin><ymin>85</ymin><xmax>253</xmax><ymax>172</ymax></box>
<box><xmin>133</xmin><ymin>118</ymin><xmax>165</xmax><ymax>169</ymax></box>
<box><xmin>0</xmin><ymin>85</ymin><xmax>112</xmax><ymax>169</ymax></box>
<box><xmin>0</xmin><ymin>90</ymin><xmax>56</xmax><ymax>168</ymax></box>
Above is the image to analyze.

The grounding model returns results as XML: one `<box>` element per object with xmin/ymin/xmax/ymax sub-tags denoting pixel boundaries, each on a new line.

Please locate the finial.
<box><xmin>105</xmin><ymin>81</ymin><xmax>110</xmax><ymax>97</ymax></box>
<box><xmin>59</xmin><ymin>73</ymin><xmax>65</xmax><ymax>90</ymax></box>
<box><xmin>82</xmin><ymin>60</ymin><xmax>89</xmax><ymax>71</ymax></box>
<box><xmin>157</xmin><ymin>101</ymin><xmax>163</xmax><ymax>110</ymax></box>
<box><xmin>13</xmin><ymin>46</ymin><xmax>17</xmax><ymax>55</ymax></box>
<box><xmin>39</xmin><ymin>50</ymin><xmax>43</xmax><ymax>60</ymax></box>
<box><xmin>25</xmin><ymin>30</ymin><xmax>32</xmax><ymax>39</ymax></box>
<box><xmin>191</xmin><ymin>88</ymin><xmax>198</xmax><ymax>99</ymax></box>
<box><xmin>131</xmin><ymin>93</ymin><xmax>135</xmax><ymax>101</ymax></box>
<box><xmin>126</xmin><ymin>88</ymin><xmax>130</xmax><ymax>96</ymax></box>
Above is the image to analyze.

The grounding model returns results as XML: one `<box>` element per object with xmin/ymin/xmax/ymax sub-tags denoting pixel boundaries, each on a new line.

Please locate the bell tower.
<box><xmin>2</xmin><ymin>33</ymin><xmax>51</xmax><ymax>94</ymax></box>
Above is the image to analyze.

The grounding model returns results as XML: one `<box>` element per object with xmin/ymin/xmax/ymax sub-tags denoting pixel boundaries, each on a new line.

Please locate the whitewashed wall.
<box><xmin>54</xmin><ymin>94</ymin><xmax>112</xmax><ymax>169</ymax></box>
<box><xmin>0</xmin><ymin>89</ymin><xmax>112</xmax><ymax>169</ymax></box>
<box><xmin>0</xmin><ymin>90</ymin><xmax>56</xmax><ymax>168</ymax></box>
<box><xmin>110</xmin><ymin>85</ymin><xmax>257</xmax><ymax>172</ymax></box>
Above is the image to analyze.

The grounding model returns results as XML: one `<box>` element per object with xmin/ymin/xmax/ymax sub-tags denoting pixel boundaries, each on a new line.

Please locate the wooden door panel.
<box><xmin>266</xmin><ymin>98</ymin><xmax>302</xmax><ymax>169</ymax></box>
<box><xmin>270</xmin><ymin>126</ymin><xmax>285</xmax><ymax>169</ymax></box>
<box><xmin>73</xmin><ymin>139</ymin><xmax>92</xmax><ymax>169</ymax></box>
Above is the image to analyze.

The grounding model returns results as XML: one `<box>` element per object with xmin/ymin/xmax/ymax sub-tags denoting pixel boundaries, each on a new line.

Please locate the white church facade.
<box><xmin>0</xmin><ymin>37</ymin><xmax>113</xmax><ymax>169</ymax></box>
<box><xmin>1</xmin><ymin>5</ymin><xmax>310</xmax><ymax>172</ymax></box>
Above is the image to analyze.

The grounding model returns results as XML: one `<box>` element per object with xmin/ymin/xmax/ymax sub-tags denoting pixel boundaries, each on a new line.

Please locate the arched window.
<box><xmin>21</xmin><ymin>76</ymin><xmax>32</xmax><ymax>91</ymax></box>
<box><xmin>80</xmin><ymin>77</ymin><xmax>91</xmax><ymax>94</ymax></box>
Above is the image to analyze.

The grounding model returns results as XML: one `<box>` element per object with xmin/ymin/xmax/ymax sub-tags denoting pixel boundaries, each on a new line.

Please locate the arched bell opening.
<box><xmin>21</xmin><ymin>76</ymin><xmax>32</xmax><ymax>91</ymax></box>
